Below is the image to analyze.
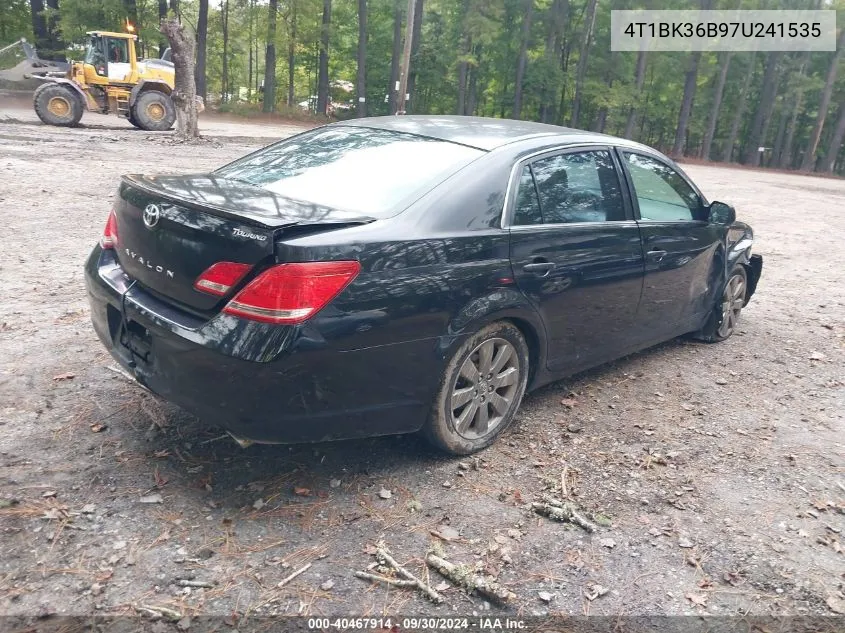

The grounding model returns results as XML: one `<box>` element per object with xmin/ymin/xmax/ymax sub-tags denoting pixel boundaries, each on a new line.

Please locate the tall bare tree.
<box><xmin>387</xmin><ymin>0</ymin><xmax>403</xmax><ymax>114</ymax></box>
<box><xmin>820</xmin><ymin>102</ymin><xmax>845</xmax><ymax>173</ymax></box>
<box><xmin>287</xmin><ymin>0</ymin><xmax>297</xmax><ymax>107</ymax></box>
<box><xmin>220</xmin><ymin>0</ymin><xmax>229</xmax><ymax>103</ymax></box>
<box><xmin>316</xmin><ymin>0</ymin><xmax>332</xmax><ymax>115</ymax></box>
<box><xmin>779</xmin><ymin>51</ymin><xmax>811</xmax><ymax>168</ymax></box>
<box><xmin>570</xmin><ymin>0</ymin><xmax>596</xmax><ymax>128</ymax></box>
<box><xmin>700</xmin><ymin>52</ymin><xmax>731</xmax><ymax>160</ymax></box>
<box><xmin>512</xmin><ymin>0</ymin><xmax>533</xmax><ymax>119</ymax></box>
<box><xmin>722</xmin><ymin>52</ymin><xmax>757</xmax><ymax>162</ymax></box>
<box><xmin>800</xmin><ymin>29</ymin><xmax>845</xmax><ymax>171</ymax></box>
<box><xmin>263</xmin><ymin>0</ymin><xmax>278</xmax><ymax>112</ymax></box>
<box><xmin>28</xmin><ymin>0</ymin><xmax>64</xmax><ymax>60</ymax></box>
<box><xmin>356</xmin><ymin>0</ymin><xmax>367</xmax><ymax>117</ymax></box>
<box><xmin>623</xmin><ymin>49</ymin><xmax>647</xmax><ymax>139</ymax></box>
<box><xmin>160</xmin><ymin>17</ymin><xmax>199</xmax><ymax>140</ymax></box>
<box><xmin>743</xmin><ymin>51</ymin><xmax>782</xmax><ymax>166</ymax></box>
<box><xmin>195</xmin><ymin>0</ymin><xmax>208</xmax><ymax>103</ymax></box>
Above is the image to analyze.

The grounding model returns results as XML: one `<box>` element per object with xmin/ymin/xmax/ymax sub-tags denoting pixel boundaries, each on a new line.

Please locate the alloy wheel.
<box><xmin>717</xmin><ymin>273</ymin><xmax>746</xmax><ymax>339</ymax></box>
<box><xmin>449</xmin><ymin>337</ymin><xmax>520</xmax><ymax>440</ymax></box>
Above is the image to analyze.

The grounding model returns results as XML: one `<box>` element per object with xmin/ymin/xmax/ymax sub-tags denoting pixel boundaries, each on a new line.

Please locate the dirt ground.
<box><xmin>1</xmin><ymin>90</ymin><xmax>843</xmax><ymax>624</ymax></box>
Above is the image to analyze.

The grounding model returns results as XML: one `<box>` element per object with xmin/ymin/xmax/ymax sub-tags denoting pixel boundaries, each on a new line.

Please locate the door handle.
<box><xmin>647</xmin><ymin>249</ymin><xmax>667</xmax><ymax>262</ymax></box>
<box><xmin>523</xmin><ymin>262</ymin><xmax>555</xmax><ymax>276</ymax></box>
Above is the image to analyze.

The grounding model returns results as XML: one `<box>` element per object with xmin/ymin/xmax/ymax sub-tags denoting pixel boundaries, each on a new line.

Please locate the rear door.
<box><xmin>617</xmin><ymin>150</ymin><xmax>724</xmax><ymax>339</ymax></box>
<box><xmin>507</xmin><ymin>147</ymin><xmax>645</xmax><ymax>373</ymax></box>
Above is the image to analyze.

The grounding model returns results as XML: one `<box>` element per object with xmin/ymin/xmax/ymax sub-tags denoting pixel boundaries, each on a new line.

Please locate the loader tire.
<box><xmin>127</xmin><ymin>110</ymin><xmax>142</xmax><ymax>129</ymax></box>
<box><xmin>133</xmin><ymin>91</ymin><xmax>176</xmax><ymax>131</ymax></box>
<box><xmin>34</xmin><ymin>84</ymin><xmax>83</xmax><ymax>127</ymax></box>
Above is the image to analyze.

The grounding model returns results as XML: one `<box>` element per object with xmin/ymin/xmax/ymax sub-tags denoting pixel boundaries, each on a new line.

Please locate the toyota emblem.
<box><xmin>143</xmin><ymin>203</ymin><xmax>161</xmax><ymax>229</ymax></box>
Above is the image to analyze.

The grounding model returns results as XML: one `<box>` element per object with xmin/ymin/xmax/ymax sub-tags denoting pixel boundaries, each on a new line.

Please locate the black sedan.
<box><xmin>85</xmin><ymin>116</ymin><xmax>762</xmax><ymax>455</ymax></box>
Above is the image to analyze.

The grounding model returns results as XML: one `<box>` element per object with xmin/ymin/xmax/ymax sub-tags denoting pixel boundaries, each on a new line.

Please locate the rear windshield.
<box><xmin>215</xmin><ymin>126</ymin><xmax>484</xmax><ymax>217</ymax></box>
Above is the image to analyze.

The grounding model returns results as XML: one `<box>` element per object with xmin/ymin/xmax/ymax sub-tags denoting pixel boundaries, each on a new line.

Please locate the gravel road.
<box><xmin>1</xmin><ymin>93</ymin><xmax>843</xmax><ymax>623</ymax></box>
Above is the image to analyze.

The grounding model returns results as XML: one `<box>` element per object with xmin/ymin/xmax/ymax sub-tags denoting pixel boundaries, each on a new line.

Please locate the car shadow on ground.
<box><xmin>115</xmin><ymin>335</ymin><xmax>692</xmax><ymax>517</ymax></box>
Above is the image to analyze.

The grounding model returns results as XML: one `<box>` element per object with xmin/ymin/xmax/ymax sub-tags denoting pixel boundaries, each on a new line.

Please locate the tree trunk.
<box><xmin>356</xmin><ymin>0</ymin><xmax>367</xmax><ymax>117</ymax></box>
<box><xmin>722</xmin><ymin>52</ymin><xmax>756</xmax><ymax>162</ymax></box>
<box><xmin>512</xmin><ymin>0</ymin><xmax>533</xmax><ymax>119</ymax></box>
<box><xmin>743</xmin><ymin>51</ymin><xmax>782</xmax><ymax>166</ymax></box>
<box><xmin>570</xmin><ymin>0</ymin><xmax>597</xmax><ymax>128</ymax></box>
<box><xmin>30</xmin><ymin>0</ymin><xmax>65</xmax><ymax>61</ymax></box>
<box><xmin>220</xmin><ymin>0</ymin><xmax>229</xmax><ymax>103</ymax></box>
<box><xmin>700</xmin><ymin>52</ymin><xmax>731</xmax><ymax>160</ymax></box>
<box><xmin>800</xmin><ymin>29</ymin><xmax>845</xmax><ymax>171</ymax></box>
<box><xmin>387</xmin><ymin>0</ymin><xmax>403</xmax><ymax>114</ymax></box>
<box><xmin>457</xmin><ymin>54</ymin><xmax>468</xmax><ymax>115</ymax></box>
<box><xmin>671</xmin><ymin>50</ymin><xmax>702</xmax><ymax>157</ymax></box>
<box><xmin>623</xmin><ymin>49</ymin><xmax>647</xmax><ymax>139</ymax></box>
<box><xmin>169</xmin><ymin>0</ymin><xmax>178</xmax><ymax>15</ymax></box>
<box><xmin>770</xmin><ymin>105</ymin><xmax>788</xmax><ymax>167</ymax></box>
<box><xmin>158</xmin><ymin>0</ymin><xmax>168</xmax><ymax>56</ymax></box>
<box><xmin>160</xmin><ymin>17</ymin><xmax>198</xmax><ymax>140</ymax></box>
<box><xmin>195</xmin><ymin>0</ymin><xmax>208</xmax><ymax>103</ymax></box>
<box><xmin>820</xmin><ymin>103</ymin><xmax>845</xmax><ymax>173</ymax></box>
<box><xmin>593</xmin><ymin>51</ymin><xmax>617</xmax><ymax>133</ymax></box>
<box><xmin>406</xmin><ymin>0</ymin><xmax>424</xmax><ymax>113</ymax></box>
<box><xmin>316</xmin><ymin>0</ymin><xmax>332</xmax><ymax>115</ymax></box>
<box><xmin>779</xmin><ymin>51</ymin><xmax>810</xmax><ymax>168</ymax></box>
<box><xmin>287</xmin><ymin>1</ymin><xmax>296</xmax><ymax>107</ymax></box>
<box><xmin>263</xmin><ymin>0</ymin><xmax>278</xmax><ymax>112</ymax></box>
<box><xmin>466</xmin><ymin>46</ymin><xmax>479</xmax><ymax>115</ymax></box>
<box><xmin>247</xmin><ymin>0</ymin><xmax>254</xmax><ymax>100</ymax></box>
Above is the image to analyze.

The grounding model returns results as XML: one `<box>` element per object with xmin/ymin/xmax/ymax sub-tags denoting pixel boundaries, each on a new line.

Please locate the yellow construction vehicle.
<box><xmin>32</xmin><ymin>29</ymin><xmax>177</xmax><ymax>130</ymax></box>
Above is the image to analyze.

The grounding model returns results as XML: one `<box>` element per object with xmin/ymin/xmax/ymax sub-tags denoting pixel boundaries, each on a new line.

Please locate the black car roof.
<box><xmin>340</xmin><ymin>115</ymin><xmax>624</xmax><ymax>151</ymax></box>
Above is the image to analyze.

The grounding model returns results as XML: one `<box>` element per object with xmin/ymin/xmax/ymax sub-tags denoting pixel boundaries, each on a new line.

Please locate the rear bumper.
<box><xmin>85</xmin><ymin>248</ymin><xmax>439</xmax><ymax>443</ymax></box>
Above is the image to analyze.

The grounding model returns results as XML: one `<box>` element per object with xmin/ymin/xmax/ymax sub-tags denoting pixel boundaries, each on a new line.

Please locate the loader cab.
<box><xmin>82</xmin><ymin>32</ymin><xmax>137</xmax><ymax>84</ymax></box>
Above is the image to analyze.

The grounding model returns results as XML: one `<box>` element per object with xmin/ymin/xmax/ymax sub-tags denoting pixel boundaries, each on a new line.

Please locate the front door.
<box><xmin>508</xmin><ymin>147</ymin><xmax>645</xmax><ymax>373</ymax></box>
<box><xmin>618</xmin><ymin>150</ymin><xmax>725</xmax><ymax>341</ymax></box>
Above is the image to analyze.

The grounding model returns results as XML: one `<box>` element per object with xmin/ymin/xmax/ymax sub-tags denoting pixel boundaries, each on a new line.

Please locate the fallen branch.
<box><xmin>177</xmin><ymin>579</ymin><xmax>215</xmax><ymax>588</ymax></box>
<box><xmin>425</xmin><ymin>553</ymin><xmax>515</xmax><ymax>605</ymax></box>
<box><xmin>375</xmin><ymin>546</ymin><xmax>442</xmax><ymax>603</ymax></box>
<box><xmin>354</xmin><ymin>571</ymin><xmax>418</xmax><ymax>587</ymax></box>
<box><xmin>136</xmin><ymin>604</ymin><xmax>183</xmax><ymax>621</ymax></box>
<box><xmin>561</xmin><ymin>464</ymin><xmax>569</xmax><ymax>498</ymax></box>
<box><xmin>532</xmin><ymin>501</ymin><xmax>596</xmax><ymax>533</ymax></box>
<box><xmin>277</xmin><ymin>562</ymin><xmax>312</xmax><ymax>588</ymax></box>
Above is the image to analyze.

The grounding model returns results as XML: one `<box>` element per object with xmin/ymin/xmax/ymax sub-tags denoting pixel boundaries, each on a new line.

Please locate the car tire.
<box><xmin>423</xmin><ymin>321</ymin><xmax>530</xmax><ymax>455</ymax></box>
<box><xmin>694</xmin><ymin>265</ymin><xmax>748</xmax><ymax>343</ymax></box>
<box><xmin>133</xmin><ymin>91</ymin><xmax>176</xmax><ymax>131</ymax></box>
<box><xmin>34</xmin><ymin>83</ymin><xmax>83</xmax><ymax>127</ymax></box>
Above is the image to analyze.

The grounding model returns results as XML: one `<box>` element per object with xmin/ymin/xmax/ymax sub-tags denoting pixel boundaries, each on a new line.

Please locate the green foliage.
<box><xmin>13</xmin><ymin>0</ymin><xmax>845</xmax><ymax>171</ymax></box>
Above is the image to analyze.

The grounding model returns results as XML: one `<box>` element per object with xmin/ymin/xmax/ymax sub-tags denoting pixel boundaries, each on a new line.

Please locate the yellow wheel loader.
<box><xmin>32</xmin><ymin>30</ymin><xmax>177</xmax><ymax>131</ymax></box>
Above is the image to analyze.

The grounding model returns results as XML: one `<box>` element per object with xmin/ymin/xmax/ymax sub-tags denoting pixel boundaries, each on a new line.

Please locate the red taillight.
<box><xmin>100</xmin><ymin>209</ymin><xmax>118</xmax><ymax>249</ymax></box>
<box><xmin>223</xmin><ymin>261</ymin><xmax>360</xmax><ymax>324</ymax></box>
<box><xmin>194</xmin><ymin>262</ymin><xmax>252</xmax><ymax>296</ymax></box>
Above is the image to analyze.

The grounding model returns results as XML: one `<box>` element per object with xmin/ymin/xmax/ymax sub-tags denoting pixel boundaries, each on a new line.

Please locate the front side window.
<box><xmin>623</xmin><ymin>152</ymin><xmax>701</xmax><ymax>222</ymax></box>
<box><xmin>216</xmin><ymin>127</ymin><xmax>484</xmax><ymax>216</ymax></box>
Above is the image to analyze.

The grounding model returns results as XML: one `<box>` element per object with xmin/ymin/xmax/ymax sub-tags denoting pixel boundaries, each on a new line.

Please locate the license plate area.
<box><xmin>117</xmin><ymin>317</ymin><xmax>153</xmax><ymax>364</ymax></box>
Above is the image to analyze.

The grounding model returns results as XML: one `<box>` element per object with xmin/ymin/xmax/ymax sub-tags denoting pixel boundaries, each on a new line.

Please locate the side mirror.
<box><xmin>707</xmin><ymin>201</ymin><xmax>736</xmax><ymax>225</ymax></box>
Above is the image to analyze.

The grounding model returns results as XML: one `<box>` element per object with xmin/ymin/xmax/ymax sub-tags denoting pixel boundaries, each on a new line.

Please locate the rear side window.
<box><xmin>216</xmin><ymin>127</ymin><xmax>484</xmax><ymax>216</ymax></box>
<box><xmin>511</xmin><ymin>150</ymin><xmax>626</xmax><ymax>225</ymax></box>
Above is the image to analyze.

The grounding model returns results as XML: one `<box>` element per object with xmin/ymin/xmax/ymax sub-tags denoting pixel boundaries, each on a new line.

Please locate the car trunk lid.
<box><xmin>113</xmin><ymin>174</ymin><xmax>373</xmax><ymax>313</ymax></box>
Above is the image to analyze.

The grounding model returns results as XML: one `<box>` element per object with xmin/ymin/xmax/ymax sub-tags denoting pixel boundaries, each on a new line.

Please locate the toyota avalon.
<box><xmin>85</xmin><ymin>116</ymin><xmax>762</xmax><ymax>454</ymax></box>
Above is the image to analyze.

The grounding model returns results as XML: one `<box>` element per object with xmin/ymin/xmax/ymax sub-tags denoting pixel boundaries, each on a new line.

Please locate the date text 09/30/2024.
<box><xmin>306</xmin><ymin>617</ymin><xmax>527</xmax><ymax>630</ymax></box>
